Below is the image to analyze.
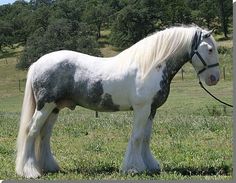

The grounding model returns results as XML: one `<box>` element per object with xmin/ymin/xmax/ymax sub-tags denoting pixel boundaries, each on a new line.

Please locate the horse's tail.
<box><xmin>16</xmin><ymin>64</ymin><xmax>36</xmax><ymax>175</ymax></box>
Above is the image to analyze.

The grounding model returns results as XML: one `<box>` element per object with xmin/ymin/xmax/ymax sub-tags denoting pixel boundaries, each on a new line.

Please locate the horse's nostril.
<box><xmin>210</xmin><ymin>75</ymin><xmax>216</xmax><ymax>82</ymax></box>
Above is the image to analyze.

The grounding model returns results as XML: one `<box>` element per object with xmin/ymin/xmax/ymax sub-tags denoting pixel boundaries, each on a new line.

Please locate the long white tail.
<box><xmin>16</xmin><ymin>64</ymin><xmax>36</xmax><ymax>175</ymax></box>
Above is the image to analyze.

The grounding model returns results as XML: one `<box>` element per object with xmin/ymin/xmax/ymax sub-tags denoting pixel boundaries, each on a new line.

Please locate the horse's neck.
<box><xmin>162</xmin><ymin>50</ymin><xmax>190</xmax><ymax>83</ymax></box>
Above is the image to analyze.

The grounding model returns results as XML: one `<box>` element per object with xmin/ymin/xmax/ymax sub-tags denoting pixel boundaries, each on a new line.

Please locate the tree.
<box><xmin>83</xmin><ymin>1</ymin><xmax>111</xmax><ymax>38</ymax></box>
<box><xmin>35</xmin><ymin>5</ymin><xmax>51</xmax><ymax>30</ymax></box>
<box><xmin>106</xmin><ymin>0</ymin><xmax>127</xmax><ymax>12</ymax></box>
<box><xmin>0</xmin><ymin>0</ymin><xmax>233</xmax><ymax>58</ymax></box>
<box><xmin>29</xmin><ymin>0</ymin><xmax>54</xmax><ymax>7</ymax></box>
<box><xmin>17</xmin><ymin>19</ymin><xmax>101</xmax><ymax>69</ymax></box>
<box><xmin>0</xmin><ymin>20</ymin><xmax>14</xmax><ymax>51</ymax></box>
<box><xmin>217</xmin><ymin>0</ymin><xmax>232</xmax><ymax>38</ymax></box>
<box><xmin>110</xmin><ymin>1</ymin><xmax>158</xmax><ymax>49</ymax></box>
<box><xmin>199</xmin><ymin>0</ymin><xmax>218</xmax><ymax>29</ymax></box>
<box><xmin>160</xmin><ymin>0</ymin><xmax>192</xmax><ymax>26</ymax></box>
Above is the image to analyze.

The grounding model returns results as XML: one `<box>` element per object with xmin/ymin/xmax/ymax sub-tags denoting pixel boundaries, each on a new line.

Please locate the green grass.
<box><xmin>0</xmin><ymin>36</ymin><xmax>233</xmax><ymax>180</ymax></box>
<box><xmin>0</xmin><ymin>81</ymin><xmax>233</xmax><ymax>180</ymax></box>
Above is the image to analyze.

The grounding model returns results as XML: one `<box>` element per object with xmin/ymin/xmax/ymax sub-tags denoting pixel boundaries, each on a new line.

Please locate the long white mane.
<box><xmin>115</xmin><ymin>26</ymin><xmax>199</xmax><ymax>79</ymax></box>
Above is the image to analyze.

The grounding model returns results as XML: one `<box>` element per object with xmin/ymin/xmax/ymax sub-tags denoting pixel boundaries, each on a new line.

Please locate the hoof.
<box><xmin>22</xmin><ymin>160</ymin><xmax>42</xmax><ymax>179</ymax></box>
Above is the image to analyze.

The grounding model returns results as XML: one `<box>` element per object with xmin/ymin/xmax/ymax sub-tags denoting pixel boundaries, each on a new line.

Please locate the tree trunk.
<box><xmin>218</xmin><ymin>0</ymin><xmax>228</xmax><ymax>38</ymax></box>
<box><xmin>97</xmin><ymin>23</ymin><xmax>101</xmax><ymax>39</ymax></box>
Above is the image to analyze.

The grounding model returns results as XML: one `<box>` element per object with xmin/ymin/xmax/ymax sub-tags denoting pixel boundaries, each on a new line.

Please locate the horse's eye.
<box><xmin>209</xmin><ymin>48</ymin><xmax>213</xmax><ymax>53</ymax></box>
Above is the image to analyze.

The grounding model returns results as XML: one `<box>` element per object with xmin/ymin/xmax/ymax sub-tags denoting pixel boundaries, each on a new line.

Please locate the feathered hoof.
<box><xmin>22</xmin><ymin>160</ymin><xmax>42</xmax><ymax>179</ymax></box>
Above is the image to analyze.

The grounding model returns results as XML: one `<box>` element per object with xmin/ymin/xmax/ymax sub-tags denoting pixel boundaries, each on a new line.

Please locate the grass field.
<box><xmin>0</xmin><ymin>34</ymin><xmax>233</xmax><ymax>180</ymax></box>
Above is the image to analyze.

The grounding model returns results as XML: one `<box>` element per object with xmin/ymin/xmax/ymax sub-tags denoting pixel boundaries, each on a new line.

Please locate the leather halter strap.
<box><xmin>190</xmin><ymin>31</ymin><xmax>219</xmax><ymax>75</ymax></box>
<box><xmin>193</xmin><ymin>50</ymin><xmax>219</xmax><ymax>75</ymax></box>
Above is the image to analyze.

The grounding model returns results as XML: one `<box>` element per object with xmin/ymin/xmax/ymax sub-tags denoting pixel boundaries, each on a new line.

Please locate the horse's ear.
<box><xmin>202</xmin><ymin>29</ymin><xmax>214</xmax><ymax>38</ymax></box>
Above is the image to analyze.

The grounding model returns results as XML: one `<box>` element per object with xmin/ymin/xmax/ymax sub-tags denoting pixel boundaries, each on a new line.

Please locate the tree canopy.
<box><xmin>0</xmin><ymin>0</ymin><xmax>233</xmax><ymax>69</ymax></box>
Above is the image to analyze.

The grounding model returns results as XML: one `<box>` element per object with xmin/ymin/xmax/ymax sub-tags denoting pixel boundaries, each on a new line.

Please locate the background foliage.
<box><xmin>0</xmin><ymin>0</ymin><xmax>233</xmax><ymax>68</ymax></box>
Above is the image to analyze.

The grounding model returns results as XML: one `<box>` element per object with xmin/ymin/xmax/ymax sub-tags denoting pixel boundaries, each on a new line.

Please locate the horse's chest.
<box><xmin>152</xmin><ymin>80</ymin><xmax>170</xmax><ymax>109</ymax></box>
<box><xmin>151</xmin><ymin>67</ymin><xmax>170</xmax><ymax>110</ymax></box>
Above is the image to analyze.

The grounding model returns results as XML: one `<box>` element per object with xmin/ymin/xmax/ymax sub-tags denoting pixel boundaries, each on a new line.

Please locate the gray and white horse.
<box><xmin>16</xmin><ymin>26</ymin><xmax>220</xmax><ymax>178</ymax></box>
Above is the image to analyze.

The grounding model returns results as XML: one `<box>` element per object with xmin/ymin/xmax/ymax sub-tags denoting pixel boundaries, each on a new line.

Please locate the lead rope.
<box><xmin>198</xmin><ymin>78</ymin><xmax>233</xmax><ymax>108</ymax></box>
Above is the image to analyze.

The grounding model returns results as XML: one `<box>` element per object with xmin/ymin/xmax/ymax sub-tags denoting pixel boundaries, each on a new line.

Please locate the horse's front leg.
<box><xmin>141</xmin><ymin>117</ymin><xmax>160</xmax><ymax>173</ymax></box>
<box><xmin>122</xmin><ymin>104</ymin><xmax>151</xmax><ymax>174</ymax></box>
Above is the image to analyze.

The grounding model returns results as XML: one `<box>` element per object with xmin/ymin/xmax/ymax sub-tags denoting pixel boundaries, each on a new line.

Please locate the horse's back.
<box><xmin>34</xmin><ymin>50</ymin><xmax>98</xmax><ymax>68</ymax></box>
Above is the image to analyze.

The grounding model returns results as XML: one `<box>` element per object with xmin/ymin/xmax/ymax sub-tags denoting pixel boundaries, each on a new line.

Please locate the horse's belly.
<box><xmin>74</xmin><ymin>93</ymin><xmax>131</xmax><ymax>112</ymax></box>
<box><xmin>72</xmin><ymin>72</ymin><xmax>133</xmax><ymax>112</ymax></box>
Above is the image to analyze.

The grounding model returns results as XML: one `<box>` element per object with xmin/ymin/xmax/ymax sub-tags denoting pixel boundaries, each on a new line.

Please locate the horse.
<box><xmin>15</xmin><ymin>26</ymin><xmax>220</xmax><ymax>178</ymax></box>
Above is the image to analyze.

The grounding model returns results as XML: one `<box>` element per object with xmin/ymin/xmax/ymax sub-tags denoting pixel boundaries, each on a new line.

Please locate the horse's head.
<box><xmin>190</xmin><ymin>29</ymin><xmax>220</xmax><ymax>86</ymax></box>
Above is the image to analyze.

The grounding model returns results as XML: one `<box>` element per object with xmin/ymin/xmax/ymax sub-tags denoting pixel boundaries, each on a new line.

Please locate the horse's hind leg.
<box><xmin>141</xmin><ymin>118</ymin><xmax>160</xmax><ymax>173</ymax></box>
<box><xmin>37</xmin><ymin>110</ymin><xmax>60</xmax><ymax>173</ymax></box>
<box><xmin>22</xmin><ymin>102</ymin><xmax>56</xmax><ymax>178</ymax></box>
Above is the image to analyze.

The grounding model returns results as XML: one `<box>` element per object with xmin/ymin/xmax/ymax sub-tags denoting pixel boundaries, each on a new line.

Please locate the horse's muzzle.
<box><xmin>206</xmin><ymin>73</ymin><xmax>220</xmax><ymax>86</ymax></box>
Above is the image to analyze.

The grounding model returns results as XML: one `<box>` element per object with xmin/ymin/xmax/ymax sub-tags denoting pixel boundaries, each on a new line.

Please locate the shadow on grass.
<box><xmin>163</xmin><ymin>165</ymin><xmax>232</xmax><ymax>176</ymax></box>
<box><xmin>63</xmin><ymin>165</ymin><xmax>119</xmax><ymax>176</ymax></box>
<box><xmin>59</xmin><ymin>164</ymin><xmax>231</xmax><ymax>177</ymax></box>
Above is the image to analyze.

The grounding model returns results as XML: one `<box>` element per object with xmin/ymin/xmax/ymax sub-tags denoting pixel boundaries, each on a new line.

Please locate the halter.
<box><xmin>192</xmin><ymin>51</ymin><xmax>219</xmax><ymax>75</ymax></box>
<box><xmin>190</xmin><ymin>31</ymin><xmax>219</xmax><ymax>75</ymax></box>
<box><xmin>190</xmin><ymin>30</ymin><xmax>233</xmax><ymax>108</ymax></box>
